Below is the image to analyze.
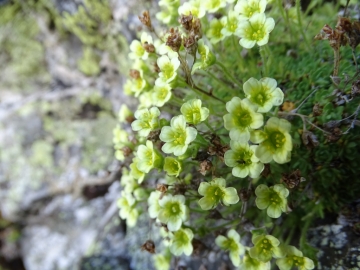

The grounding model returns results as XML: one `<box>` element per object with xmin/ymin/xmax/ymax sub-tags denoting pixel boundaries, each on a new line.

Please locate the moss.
<box><xmin>77</xmin><ymin>46</ymin><xmax>101</xmax><ymax>76</ymax></box>
<box><xmin>0</xmin><ymin>2</ymin><xmax>49</xmax><ymax>91</ymax></box>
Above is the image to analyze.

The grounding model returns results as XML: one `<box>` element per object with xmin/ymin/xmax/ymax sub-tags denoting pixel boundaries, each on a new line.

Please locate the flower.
<box><xmin>198</xmin><ymin>178</ymin><xmax>239</xmax><ymax>210</ymax></box>
<box><xmin>136</xmin><ymin>140</ymin><xmax>163</xmax><ymax>173</ymax></box>
<box><xmin>131</xmin><ymin>107</ymin><xmax>160</xmax><ymax>137</ymax></box>
<box><xmin>157</xmin><ymin>54</ymin><xmax>181</xmax><ymax>84</ymax></box>
<box><xmin>148</xmin><ymin>190</ymin><xmax>162</xmax><ymax>219</ymax></box>
<box><xmin>234</xmin><ymin>0</ymin><xmax>267</xmax><ymax>21</ymax></box>
<box><xmin>170</xmin><ymin>228</ymin><xmax>194</xmax><ymax>256</ymax></box>
<box><xmin>156</xmin><ymin>0</ymin><xmax>180</xmax><ymax>24</ymax></box>
<box><xmin>113</xmin><ymin>125</ymin><xmax>130</xmax><ymax>161</ymax></box>
<box><xmin>117</xmin><ymin>192</ymin><xmax>139</xmax><ymax>227</ymax></box>
<box><xmin>118</xmin><ymin>104</ymin><xmax>133</xmax><ymax>123</ymax></box>
<box><xmin>156</xmin><ymin>41</ymin><xmax>179</xmax><ymax>59</ymax></box>
<box><xmin>178</xmin><ymin>0</ymin><xmax>206</xmax><ymax>18</ymax></box>
<box><xmin>139</xmin><ymin>91</ymin><xmax>155</xmax><ymax>109</ymax></box>
<box><xmin>236</xmin><ymin>13</ymin><xmax>275</xmax><ymax>49</ymax></box>
<box><xmin>221</xmin><ymin>10</ymin><xmax>241</xmax><ymax>37</ymax></box>
<box><xmin>152</xmin><ymin>82</ymin><xmax>172</xmax><ymax>107</ymax></box>
<box><xmin>158</xmin><ymin>194</ymin><xmax>189</xmax><ymax>231</ymax></box>
<box><xmin>215</xmin><ymin>229</ymin><xmax>245</xmax><ymax>267</ymax></box>
<box><xmin>123</xmin><ymin>75</ymin><xmax>147</xmax><ymax>97</ymax></box>
<box><xmin>120</xmin><ymin>168</ymin><xmax>138</xmax><ymax>194</ymax></box>
<box><xmin>134</xmin><ymin>188</ymin><xmax>148</xmax><ymax>201</ymax></box>
<box><xmin>252</xmin><ymin>117</ymin><xmax>293</xmax><ymax>164</ymax></box>
<box><xmin>276</xmin><ymin>245</ymin><xmax>315</xmax><ymax>270</ymax></box>
<box><xmin>164</xmin><ymin>157</ymin><xmax>182</xmax><ymax>177</ymax></box>
<box><xmin>160</xmin><ymin>115</ymin><xmax>197</xmax><ymax>156</ymax></box>
<box><xmin>206</xmin><ymin>17</ymin><xmax>227</xmax><ymax>44</ymax></box>
<box><xmin>239</xmin><ymin>250</ymin><xmax>271</xmax><ymax>270</ymax></box>
<box><xmin>223</xmin><ymin>97</ymin><xmax>264</xmax><ymax>142</ymax></box>
<box><xmin>130</xmin><ymin>158</ymin><xmax>146</xmax><ymax>184</ymax></box>
<box><xmin>153</xmin><ymin>250</ymin><xmax>171</xmax><ymax>270</ymax></box>
<box><xmin>180</xmin><ymin>99</ymin><xmax>209</xmax><ymax>125</ymax></box>
<box><xmin>202</xmin><ymin>0</ymin><xmax>227</xmax><ymax>13</ymax></box>
<box><xmin>129</xmin><ymin>32</ymin><xmax>154</xmax><ymax>60</ymax></box>
<box><xmin>249</xmin><ymin>234</ymin><xmax>285</xmax><ymax>262</ymax></box>
<box><xmin>255</xmin><ymin>184</ymin><xmax>289</xmax><ymax>218</ymax></box>
<box><xmin>243</xmin><ymin>77</ymin><xmax>284</xmax><ymax>112</ymax></box>
<box><xmin>224</xmin><ymin>141</ymin><xmax>264</xmax><ymax>178</ymax></box>
<box><xmin>192</xmin><ymin>39</ymin><xmax>216</xmax><ymax>73</ymax></box>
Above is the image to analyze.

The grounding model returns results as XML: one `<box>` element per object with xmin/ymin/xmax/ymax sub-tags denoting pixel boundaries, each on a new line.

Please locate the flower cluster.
<box><xmin>202</xmin><ymin>0</ymin><xmax>275</xmax><ymax>48</ymax></box>
<box><xmin>113</xmin><ymin>2</ymin><xmax>316</xmax><ymax>269</ymax></box>
<box><xmin>223</xmin><ymin>78</ymin><xmax>291</xmax><ymax>181</ymax></box>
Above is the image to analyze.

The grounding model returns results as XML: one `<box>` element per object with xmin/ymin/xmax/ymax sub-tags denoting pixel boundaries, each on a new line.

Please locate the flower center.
<box><xmin>170</xmin><ymin>202</ymin><xmax>181</xmax><ymax>215</ymax></box>
<box><xmin>157</xmin><ymin>87</ymin><xmax>169</xmax><ymax>99</ymax></box>
<box><xmin>135</xmin><ymin>78</ymin><xmax>144</xmax><ymax>90</ymax></box>
<box><xmin>186</xmin><ymin>107</ymin><xmax>201</xmax><ymax>123</ymax></box>
<box><xmin>175</xmin><ymin>230</ymin><xmax>189</xmax><ymax>244</ymax></box>
<box><xmin>289</xmin><ymin>255</ymin><xmax>305</xmax><ymax>267</ymax></box>
<box><xmin>136</xmin><ymin>43</ymin><xmax>145</xmax><ymax>56</ymax></box>
<box><xmin>259</xmin><ymin>239</ymin><xmax>273</xmax><ymax>254</ymax></box>
<box><xmin>209</xmin><ymin>186</ymin><xmax>224</xmax><ymax>203</ymax></box>
<box><xmin>269</xmin><ymin>131</ymin><xmax>285</xmax><ymax>149</ymax></box>
<box><xmin>213</xmin><ymin>23</ymin><xmax>223</xmax><ymax>38</ymax></box>
<box><xmin>141</xmin><ymin>121</ymin><xmax>150</xmax><ymax>129</ymax></box>
<box><xmin>162</xmin><ymin>63</ymin><xmax>174</xmax><ymax>80</ymax></box>
<box><xmin>235</xmin><ymin>150</ymin><xmax>253</xmax><ymax>167</ymax></box>
<box><xmin>245</xmin><ymin>4</ymin><xmax>261</xmax><ymax>18</ymax></box>
<box><xmin>269</xmin><ymin>190</ymin><xmax>281</xmax><ymax>205</ymax></box>
<box><xmin>245</xmin><ymin>23</ymin><xmax>266</xmax><ymax>41</ymax></box>
<box><xmin>173</xmin><ymin>129</ymin><xmax>186</xmax><ymax>146</ymax></box>
<box><xmin>252</xmin><ymin>86</ymin><xmax>270</xmax><ymax>106</ymax></box>
<box><xmin>235</xmin><ymin>108</ymin><xmax>252</xmax><ymax>128</ymax></box>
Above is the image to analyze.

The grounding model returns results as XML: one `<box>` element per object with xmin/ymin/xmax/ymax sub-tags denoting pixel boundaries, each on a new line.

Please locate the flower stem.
<box><xmin>296</xmin><ymin>0</ymin><xmax>309</xmax><ymax>48</ymax></box>
<box><xmin>204</xmin><ymin>120</ymin><xmax>215</xmax><ymax>133</ymax></box>
<box><xmin>201</xmin><ymin>70</ymin><xmax>235</xmax><ymax>93</ymax></box>
<box><xmin>216</xmin><ymin>61</ymin><xmax>241</xmax><ymax>85</ymax></box>
<box><xmin>259</xmin><ymin>45</ymin><xmax>269</xmax><ymax>76</ymax></box>
<box><xmin>277</xmin><ymin>0</ymin><xmax>294</xmax><ymax>43</ymax></box>
<box><xmin>170</xmin><ymin>95</ymin><xmax>184</xmax><ymax>107</ymax></box>
<box><xmin>232</xmin><ymin>35</ymin><xmax>243</xmax><ymax>60</ymax></box>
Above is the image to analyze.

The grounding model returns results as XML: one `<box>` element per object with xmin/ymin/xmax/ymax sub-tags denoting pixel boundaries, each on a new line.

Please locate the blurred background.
<box><xmin>0</xmin><ymin>0</ymin><xmax>150</xmax><ymax>269</ymax></box>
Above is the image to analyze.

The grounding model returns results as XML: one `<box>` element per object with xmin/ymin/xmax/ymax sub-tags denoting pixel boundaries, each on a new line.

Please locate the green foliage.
<box><xmin>62</xmin><ymin>0</ymin><xmax>111</xmax><ymax>49</ymax></box>
<box><xmin>116</xmin><ymin>0</ymin><xmax>360</xmax><ymax>268</ymax></box>
<box><xmin>0</xmin><ymin>2</ymin><xmax>49</xmax><ymax>91</ymax></box>
<box><xmin>77</xmin><ymin>46</ymin><xmax>101</xmax><ymax>76</ymax></box>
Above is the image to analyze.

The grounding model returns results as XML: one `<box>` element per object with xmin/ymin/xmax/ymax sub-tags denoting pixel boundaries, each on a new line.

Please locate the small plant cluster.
<box><xmin>114</xmin><ymin>0</ymin><xmax>360</xmax><ymax>269</ymax></box>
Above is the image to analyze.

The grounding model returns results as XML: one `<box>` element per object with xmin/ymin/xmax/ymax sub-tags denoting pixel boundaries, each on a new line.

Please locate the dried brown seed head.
<box><xmin>199</xmin><ymin>160</ymin><xmax>212</xmax><ymax>176</ymax></box>
<box><xmin>239</xmin><ymin>188</ymin><xmax>251</xmax><ymax>202</ymax></box>
<box><xmin>166</xmin><ymin>28</ymin><xmax>182</xmax><ymax>52</ymax></box>
<box><xmin>301</xmin><ymin>130</ymin><xmax>320</xmax><ymax>149</ymax></box>
<box><xmin>142</xmin><ymin>41</ymin><xmax>155</xmax><ymax>53</ymax></box>
<box><xmin>141</xmin><ymin>240</ymin><xmax>156</xmax><ymax>254</ymax></box>
<box><xmin>192</xmin><ymin>18</ymin><xmax>202</xmax><ymax>39</ymax></box>
<box><xmin>281</xmin><ymin>170</ymin><xmax>302</xmax><ymax>189</ymax></box>
<box><xmin>129</xmin><ymin>69</ymin><xmax>140</xmax><ymax>79</ymax></box>
<box><xmin>138</xmin><ymin>11</ymin><xmax>152</xmax><ymax>28</ymax></box>
<box><xmin>179</xmin><ymin>13</ymin><xmax>193</xmax><ymax>32</ymax></box>
<box><xmin>351</xmin><ymin>80</ymin><xmax>360</xmax><ymax>97</ymax></box>
<box><xmin>122</xmin><ymin>146</ymin><xmax>133</xmax><ymax>157</ymax></box>
<box><xmin>313</xmin><ymin>103</ymin><xmax>323</xmax><ymax>117</ymax></box>
<box><xmin>156</xmin><ymin>183</ymin><xmax>168</xmax><ymax>193</ymax></box>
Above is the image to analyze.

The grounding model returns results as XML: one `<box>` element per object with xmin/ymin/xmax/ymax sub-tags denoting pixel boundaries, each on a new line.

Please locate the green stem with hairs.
<box><xmin>296</xmin><ymin>0</ymin><xmax>309</xmax><ymax>48</ymax></box>
<box><xmin>216</xmin><ymin>61</ymin><xmax>241</xmax><ymax>85</ymax></box>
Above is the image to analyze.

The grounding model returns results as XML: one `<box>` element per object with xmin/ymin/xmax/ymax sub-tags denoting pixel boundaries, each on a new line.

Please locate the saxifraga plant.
<box><xmin>114</xmin><ymin>0</ymin><xmax>360</xmax><ymax>269</ymax></box>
